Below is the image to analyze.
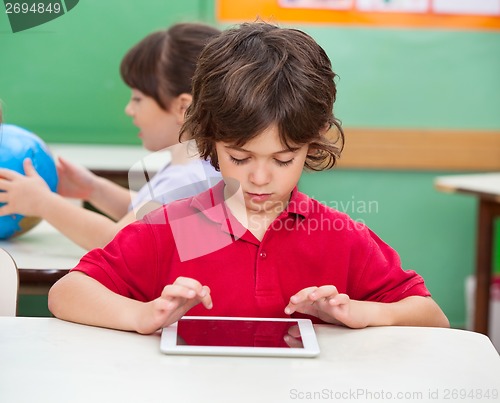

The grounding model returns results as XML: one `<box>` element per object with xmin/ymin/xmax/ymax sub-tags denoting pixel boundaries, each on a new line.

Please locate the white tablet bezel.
<box><xmin>160</xmin><ymin>316</ymin><xmax>320</xmax><ymax>358</ymax></box>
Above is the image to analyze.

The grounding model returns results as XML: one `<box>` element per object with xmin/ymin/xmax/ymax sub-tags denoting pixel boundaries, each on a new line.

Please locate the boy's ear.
<box><xmin>307</xmin><ymin>145</ymin><xmax>319</xmax><ymax>158</ymax></box>
<box><xmin>319</xmin><ymin>122</ymin><xmax>331</xmax><ymax>135</ymax></box>
<box><xmin>172</xmin><ymin>93</ymin><xmax>193</xmax><ymax>124</ymax></box>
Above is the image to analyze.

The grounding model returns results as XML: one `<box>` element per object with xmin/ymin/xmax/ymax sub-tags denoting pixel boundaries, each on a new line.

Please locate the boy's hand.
<box><xmin>284</xmin><ymin>285</ymin><xmax>369</xmax><ymax>329</ymax></box>
<box><xmin>135</xmin><ymin>277</ymin><xmax>213</xmax><ymax>334</ymax></box>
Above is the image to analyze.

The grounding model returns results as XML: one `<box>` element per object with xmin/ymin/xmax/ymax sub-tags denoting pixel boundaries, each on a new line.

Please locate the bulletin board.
<box><xmin>217</xmin><ymin>0</ymin><xmax>500</xmax><ymax>31</ymax></box>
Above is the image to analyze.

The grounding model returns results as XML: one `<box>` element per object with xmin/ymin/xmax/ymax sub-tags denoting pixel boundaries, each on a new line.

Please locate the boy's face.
<box><xmin>216</xmin><ymin>125</ymin><xmax>308</xmax><ymax>218</ymax></box>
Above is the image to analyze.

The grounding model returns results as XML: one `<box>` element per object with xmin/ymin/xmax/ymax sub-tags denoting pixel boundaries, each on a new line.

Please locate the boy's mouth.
<box><xmin>246</xmin><ymin>192</ymin><xmax>272</xmax><ymax>202</ymax></box>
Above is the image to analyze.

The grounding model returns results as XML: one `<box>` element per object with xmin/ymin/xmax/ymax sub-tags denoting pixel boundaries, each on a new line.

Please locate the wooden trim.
<box><xmin>337</xmin><ymin>128</ymin><xmax>500</xmax><ymax>171</ymax></box>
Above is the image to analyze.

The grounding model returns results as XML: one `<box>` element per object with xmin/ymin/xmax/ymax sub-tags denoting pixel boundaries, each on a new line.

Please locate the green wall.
<box><xmin>0</xmin><ymin>0</ymin><xmax>214</xmax><ymax>143</ymax></box>
<box><xmin>309</xmin><ymin>26</ymin><xmax>500</xmax><ymax>130</ymax></box>
<box><xmin>1</xmin><ymin>1</ymin><xmax>499</xmax><ymax>327</ymax></box>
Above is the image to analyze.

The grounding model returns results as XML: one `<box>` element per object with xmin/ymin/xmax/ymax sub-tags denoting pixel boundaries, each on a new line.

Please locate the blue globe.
<box><xmin>0</xmin><ymin>124</ymin><xmax>58</xmax><ymax>239</ymax></box>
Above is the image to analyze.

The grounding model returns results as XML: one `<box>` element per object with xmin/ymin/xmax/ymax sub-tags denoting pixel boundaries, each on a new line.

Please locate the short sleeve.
<box><xmin>348</xmin><ymin>226</ymin><xmax>431</xmax><ymax>302</ymax></box>
<box><xmin>70</xmin><ymin>218</ymin><xmax>163</xmax><ymax>302</ymax></box>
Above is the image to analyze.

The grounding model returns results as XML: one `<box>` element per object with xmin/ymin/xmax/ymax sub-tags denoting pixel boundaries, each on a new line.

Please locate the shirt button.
<box><xmin>259</xmin><ymin>252</ymin><xmax>267</xmax><ymax>259</ymax></box>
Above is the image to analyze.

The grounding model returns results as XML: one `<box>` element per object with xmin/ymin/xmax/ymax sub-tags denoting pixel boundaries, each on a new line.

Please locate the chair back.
<box><xmin>0</xmin><ymin>248</ymin><xmax>19</xmax><ymax>316</ymax></box>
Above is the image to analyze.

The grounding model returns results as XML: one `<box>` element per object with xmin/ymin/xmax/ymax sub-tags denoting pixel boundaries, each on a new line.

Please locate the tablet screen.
<box><xmin>176</xmin><ymin>318</ymin><xmax>304</xmax><ymax>348</ymax></box>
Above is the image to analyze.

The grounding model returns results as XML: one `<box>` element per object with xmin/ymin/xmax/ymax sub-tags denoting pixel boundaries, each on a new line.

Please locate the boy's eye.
<box><xmin>131</xmin><ymin>97</ymin><xmax>141</xmax><ymax>102</ymax></box>
<box><xmin>229</xmin><ymin>156</ymin><xmax>294</xmax><ymax>166</ymax></box>
<box><xmin>230</xmin><ymin>156</ymin><xmax>249</xmax><ymax>165</ymax></box>
<box><xmin>275</xmin><ymin>158</ymin><xmax>294</xmax><ymax>167</ymax></box>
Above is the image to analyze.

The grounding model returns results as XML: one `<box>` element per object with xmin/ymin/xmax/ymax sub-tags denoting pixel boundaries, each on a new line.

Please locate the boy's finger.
<box><xmin>173</xmin><ymin>276</ymin><xmax>204</xmax><ymax>294</ymax></box>
<box><xmin>199</xmin><ymin>286</ymin><xmax>213</xmax><ymax>309</ymax></box>
<box><xmin>289</xmin><ymin>286</ymin><xmax>318</xmax><ymax>305</ymax></box>
<box><xmin>284</xmin><ymin>304</ymin><xmax>296</xmax><ymax>315</ymax></box>
<box><xmin>161</xmin><ymin>284</ymin><xmax>197</xmax><ymax>299</ymax></box>
<box><xmin>309</xmin><ymin>285</ymin><xmax>338</xmax><ymax>301</ymax></box>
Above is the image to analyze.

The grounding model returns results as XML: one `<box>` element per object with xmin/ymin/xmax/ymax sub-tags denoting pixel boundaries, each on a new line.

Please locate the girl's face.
<box><xmin>215</xmin><ymin>125</ymin><xmax>308</xmax><ymax>220</ymax></box>
<box><xmin>125</xmin><ymin>89</ymin><xmax>181</xmax><ymax>152</ymax></box>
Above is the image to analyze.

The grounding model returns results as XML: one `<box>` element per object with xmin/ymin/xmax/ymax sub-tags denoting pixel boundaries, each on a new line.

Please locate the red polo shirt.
<box><xmin>72</xmin><ymin>181</ymin><xmax>430</xmax><ymax>322</ymax></box>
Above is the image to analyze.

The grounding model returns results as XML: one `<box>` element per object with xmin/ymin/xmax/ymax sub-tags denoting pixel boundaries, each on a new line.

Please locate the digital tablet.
<box><xmin>160</xmin><ymin>316</ymin><xmax>320</xmax><ymax>358</ymax></box>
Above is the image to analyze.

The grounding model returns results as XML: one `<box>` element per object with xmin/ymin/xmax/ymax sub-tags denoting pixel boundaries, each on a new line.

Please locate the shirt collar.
<box><xmin>191</xmin><ymin>181</ymin><xmax>311</xmax><ymax>223</ymax></box>
<box><xmin>286</xmin><ymin>187</ymin><xmax>311</xmax><ymax>219</ymax></box>
<box><xmin>190</xmin><ymin>180</ymin><xmax>226</xmax><ymax>223</ymax></box>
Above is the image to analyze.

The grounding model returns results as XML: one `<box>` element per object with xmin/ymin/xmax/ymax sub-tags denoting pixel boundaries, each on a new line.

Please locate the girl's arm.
<box><xmin>0</xmin><ymin>159</ymin><xmax>138</xmax><ymax>250</ymax></box>
<box><xmin>39</xmin><ymin>192</ymin><xmax>140</xmax><ymax>250</ymax></box>
<box><xmin>83</xmin><ymin>175</ymin><xmax>133</xmax><ymax>220</ymax></box>
<box><xmin>57</xmin><ymin>156</ymin><xmax>132</xmax><ymax>220</ymax></box>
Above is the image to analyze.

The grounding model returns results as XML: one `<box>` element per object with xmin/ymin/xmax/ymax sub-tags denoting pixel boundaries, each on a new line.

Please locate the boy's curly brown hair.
<box><xmin>181</xmin><ymin>22</ymin><xmax>344</xmax><ymax>171</ymax></box>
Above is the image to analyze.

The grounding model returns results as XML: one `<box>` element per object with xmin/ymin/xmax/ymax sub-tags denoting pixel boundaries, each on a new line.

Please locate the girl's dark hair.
<box><xmin>120</xmin><ymin>23</ymin><xmax>221</xmax><ymax>110</ymax></box>
<box><xmin>181</xmin><ymin>22</ymin><xmax>344</xmax><ymax>171</ymax></box>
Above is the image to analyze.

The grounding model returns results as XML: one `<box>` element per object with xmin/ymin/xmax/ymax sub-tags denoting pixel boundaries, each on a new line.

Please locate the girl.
<box><xmin>0</xmin><ymin>23</ymin><xmax>221</xmax><ymax>250</ymax></box>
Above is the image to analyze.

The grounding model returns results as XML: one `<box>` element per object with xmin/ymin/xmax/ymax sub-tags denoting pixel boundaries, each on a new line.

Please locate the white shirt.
<box><xmin>130</xmin><ymin>158</ymin><xmax>222</xmax><ymax>212</ymax></box>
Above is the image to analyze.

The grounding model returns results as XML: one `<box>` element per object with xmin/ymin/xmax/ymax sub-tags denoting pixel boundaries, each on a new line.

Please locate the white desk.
<box><xmin>49</xmin><ymin>144</ymin><xmax>170</xmax><ymax>189</ymax></box>
<box><xmin>435</xmin><ymin>173</ymin><xmax>500</xmax><ymax>336</ymax></box>
<box><xmin>0</xmin><ymin>318</ymin><xmax>499</xmax><ymax>403</ymax></box>
<box><xmin>0</xmin><ymin>221</ymin><xmax>86</xmax><ymax>294</ymax></box>
<box><xmin>49</xmin><ymin>144</ymin><xmax>153</xmax><ymax>172</ymax></box>
<box><xmin>435</xmin><ymin>173</ymin><xmax>500</xmax><ymax>202</ymax></box>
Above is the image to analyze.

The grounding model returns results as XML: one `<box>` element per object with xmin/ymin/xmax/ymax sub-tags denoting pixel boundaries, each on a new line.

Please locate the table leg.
<box><xmin>474</xmin><ymin>199</ymin><xmax>500</xmax><ymax>335</ymax></box>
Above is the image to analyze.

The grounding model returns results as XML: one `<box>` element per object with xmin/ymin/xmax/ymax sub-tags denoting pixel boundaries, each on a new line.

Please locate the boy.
<box><xmin>49</xmin><ymin>22</ymin><xmax>449</xmax><ymax>334</ymax></box>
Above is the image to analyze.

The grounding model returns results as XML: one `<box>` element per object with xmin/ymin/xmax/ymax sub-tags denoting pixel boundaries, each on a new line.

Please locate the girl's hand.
<box><xmin>0</xmin><ymin>158</ymin><xmax>53</xmax><ymax>217</ymax></box>
<box><xmin>56</xmin><ymin>156</ymin><xmax>97</xmax><ymax>200</ymax></box>
<box><xmin>135</xmin><ymin>277</ymin><xmax>213</xmax><ymax>335</ymax></box>
<box><xmin>285</xmin><ymin>285</ymin><xmax>369</xmax><ymax>329</ymax></box>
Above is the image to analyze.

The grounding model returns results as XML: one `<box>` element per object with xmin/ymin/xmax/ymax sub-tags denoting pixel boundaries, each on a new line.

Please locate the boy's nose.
<box><xmin>249</xmin><ymin>165</ymin><xmax>271</xmax><ymax>186</ymax></box>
